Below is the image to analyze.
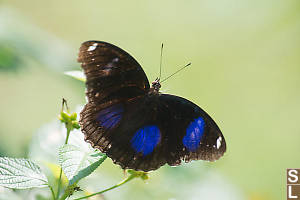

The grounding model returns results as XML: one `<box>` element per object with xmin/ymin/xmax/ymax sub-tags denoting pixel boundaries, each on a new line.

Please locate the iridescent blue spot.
<box><xmin>96</xmin><ymin>104</ymin><xmax>123</xmax><ymax>129</ymax></box>
<box><xmin>183</xmin><ymin>117</ymin><xmax>205</xmax><ymax>152</ymax></box>
<box><xmin>131</xmin><ymin>125</ymin><xmax>161</xmax><ymax>156</ymax></box>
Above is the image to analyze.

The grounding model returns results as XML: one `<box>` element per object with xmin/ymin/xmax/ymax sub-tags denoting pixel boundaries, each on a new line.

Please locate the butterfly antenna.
<box><xmin>161</xmin><ymin>62</ymin><xmax>191</xmax><ymax>83</ymax></box>
<box><xmin>159</xmin><ymin>43</ymin><xmax>164</xmax><ymax>80</ymax></box>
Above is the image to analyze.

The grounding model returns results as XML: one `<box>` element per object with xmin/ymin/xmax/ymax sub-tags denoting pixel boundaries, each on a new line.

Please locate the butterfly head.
<box><xmin>151</xmin><ymin>78</ymin><xmax>161</xmax><ymax>93</ymax></box>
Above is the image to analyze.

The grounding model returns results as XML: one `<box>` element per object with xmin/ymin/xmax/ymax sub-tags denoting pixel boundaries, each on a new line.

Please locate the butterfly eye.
<box><xmin>151</xmin><ymin>80</ymin><xmax>161</xmax><ymax>91</ymax></box>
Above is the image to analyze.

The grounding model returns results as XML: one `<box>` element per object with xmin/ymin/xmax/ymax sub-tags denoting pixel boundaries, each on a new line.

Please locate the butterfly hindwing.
<box><xmin>156</xmin><ymin>94</ymin><xmax>226</xmax><ymax>165</ymax></box>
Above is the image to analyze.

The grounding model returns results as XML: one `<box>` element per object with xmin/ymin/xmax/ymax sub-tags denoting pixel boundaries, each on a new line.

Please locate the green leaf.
<box><xmin>64</xmin><ymin>71</ymin><xmax>86</xmax><ymax>82</ymax></box>
<box><xmin>28</xmin><ymin>119</ymin><xmax>87</xmax><ymax>163</ymax></box>
<box><xmin>59</xmin><ymin>144</ymin><xmax>107</xmax><ymax>185</ymax></box>
<box><xmin>0</xmin><ymin>157</ymin><xmax>48</xmax><ymax>189</ymax></box>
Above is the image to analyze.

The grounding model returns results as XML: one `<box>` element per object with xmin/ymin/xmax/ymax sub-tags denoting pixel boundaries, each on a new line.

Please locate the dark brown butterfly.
<box><xmin>78</xmin><ymin>41</ymin><xmax>226</xmax><ymax>172</ymax></box>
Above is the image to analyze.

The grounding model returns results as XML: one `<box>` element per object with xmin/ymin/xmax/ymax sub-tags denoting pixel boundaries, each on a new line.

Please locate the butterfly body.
<box><xmin>79</xmin><ymin>41</ymin><xmax>226</xmax><ymax>171</ymax></box>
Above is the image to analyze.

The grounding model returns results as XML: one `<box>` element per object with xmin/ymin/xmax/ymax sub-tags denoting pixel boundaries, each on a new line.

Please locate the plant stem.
<box><xmin>55</xmin><ymin>126</ymin><xmax>71</xmax><ymax>199</ymax></box>
<box><xmin>49</xmin><ymin>185</ymin><xmax>56</xmax><ymax>200</ymax></box>
<box><xmin>56</xmin><ymin>169</ymin><xmax>63</xmax><ymax>200</ymax></box>
<box><xmin>64</xmin><ymin>127</ymin><xmax>71</xmax><ymax>145</ymax></box>
<box><xmin>73</xmin><ymin>174</ymin><xmax>137</xmax><ymax>200</ymax></box>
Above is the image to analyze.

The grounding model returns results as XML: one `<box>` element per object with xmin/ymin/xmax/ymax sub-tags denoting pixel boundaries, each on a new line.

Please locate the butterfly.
<box><xmin>78</xmin><ymin>41</ymin><xmax>226</xmax><ymax>172</ymax></box>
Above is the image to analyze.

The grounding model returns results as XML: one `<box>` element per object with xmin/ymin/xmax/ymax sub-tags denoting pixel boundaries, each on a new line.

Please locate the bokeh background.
<box><xmin>0</xmin><ymin>0</ymin><xmax>299</xmax><ymax>199</ymax></box>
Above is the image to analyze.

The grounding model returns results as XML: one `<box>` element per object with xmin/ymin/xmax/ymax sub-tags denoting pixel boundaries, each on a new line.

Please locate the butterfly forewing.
<box><xmin>78</xmin><ymin>41</ymin><xmax>150</xmax><ymax>157</ymax></box>
<box><xmin>78</xmin><ymin>41</ymin><xmax>150</xmax><ymax>103</ymax></box>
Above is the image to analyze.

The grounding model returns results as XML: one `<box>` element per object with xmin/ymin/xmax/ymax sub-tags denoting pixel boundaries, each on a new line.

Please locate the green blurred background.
<box><xmin>0</xmin><ymin>0</ymin><xmax>299</xmax><ymax>199</ymax></box>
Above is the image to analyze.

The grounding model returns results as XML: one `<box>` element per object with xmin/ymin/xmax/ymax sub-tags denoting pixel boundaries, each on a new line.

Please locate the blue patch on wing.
<box><xmin>131</xmin><ymin>125</ymin><xmax>161</xmax><ymax>156</ymax></box>
<box><xmin>183</xmin><ymin>117</ymin><xmax>205</xmax><ymax>152</ymax></box>
<box><xmin>96</xmin><ymin>104</ymin><xmax>123</xmax><ymax>129</ymax></box>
